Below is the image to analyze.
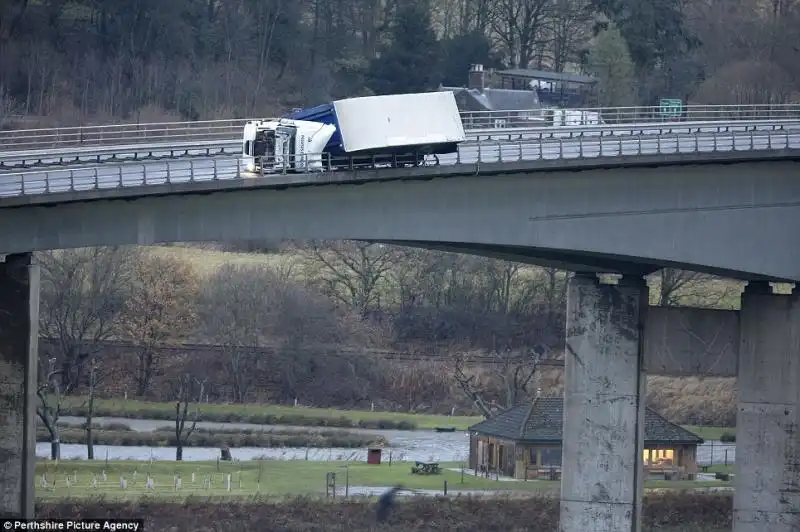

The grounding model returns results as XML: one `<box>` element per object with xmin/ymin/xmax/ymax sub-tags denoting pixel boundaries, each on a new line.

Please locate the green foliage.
<box><xmin>367</xmin><ymin>2</ymin><xmax>441</xmax><ymax>94</ymax></box>
<box><xmin>590</xmin><ymin>0</ymin><xmax>696</xmax><ymax>71</ymax></box>
<box><xmin>439</xmin><ymin>32</ymin><xmax>500</xmax><ymax>87</ymax></box>
<box><xmin>585</xmin><ymin>23</ymin><xmax>635</xmax><ymax>107</ymax></box>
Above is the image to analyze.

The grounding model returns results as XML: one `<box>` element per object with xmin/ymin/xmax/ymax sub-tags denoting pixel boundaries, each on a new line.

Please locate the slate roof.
<box><xmin>498</xmin><ymin>68</ymin><xmax>597</xmax><ymax>85</ymax></box>
<box><xmin>468</xmin><ymin>397</ymin><xmax>704</xmax><ymax>445</ymax></box>
<box><xmin>439</xmin><ymin>87</ymin><xmax>541</xmax><ymax>112</ymax></box>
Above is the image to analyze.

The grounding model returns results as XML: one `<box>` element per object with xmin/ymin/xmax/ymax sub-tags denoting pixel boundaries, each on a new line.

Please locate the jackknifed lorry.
<box><xmin>242</xmin><ymin>91</ymin><xmax>467</xmax><ymax>173</ymax></box>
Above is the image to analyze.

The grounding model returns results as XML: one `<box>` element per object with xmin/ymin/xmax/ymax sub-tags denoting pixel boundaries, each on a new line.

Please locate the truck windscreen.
<box><xmin>253</xmin><ymin>130</ymin><xmax>274</xmax><ymax>160</ymax></box>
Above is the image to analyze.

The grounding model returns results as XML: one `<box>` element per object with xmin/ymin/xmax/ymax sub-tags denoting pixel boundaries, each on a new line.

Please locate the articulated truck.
<box><xmin>242</xmin><ymin>92</ymin><xmax>467</xmax><ymax>173</ymax></box>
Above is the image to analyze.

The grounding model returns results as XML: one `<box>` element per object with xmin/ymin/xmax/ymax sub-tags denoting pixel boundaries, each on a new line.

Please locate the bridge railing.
<box><xmin>3</xmin><ymin>119</ymin><xmax>798</xmax><ymax>171</ymax></box>
<box><xmin>1</xmin><ymin>126</ymin><xmax>796</xmax><ymax>199</ymax></box>
<box><xmin>462</xmin><ymin>104</ymin><xmax>800</xmax><ymax>128</ymax></box>
<box><xmin>2</xmin><ymin>104</ymin><xmax>799</xmax><ymax>152</ymax></box>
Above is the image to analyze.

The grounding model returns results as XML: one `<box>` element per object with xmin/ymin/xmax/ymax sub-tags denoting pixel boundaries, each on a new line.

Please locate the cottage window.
<box><xmin>643</xmin><ymin>448</ymin><xmax>675</xmax><ymax>465</ymax></box>
<box><xmin>538</xmin><ymin>446</ymin><xmax>562</xmax><ymax>466</ymax></box>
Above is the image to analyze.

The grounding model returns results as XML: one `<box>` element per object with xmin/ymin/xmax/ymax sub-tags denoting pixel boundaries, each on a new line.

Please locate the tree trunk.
<box><xmin>86</xmin><ymin>426</ymin><xmax>94</xmax><ymax>460</ymax></box>
<box><xmin>176</xmin><ymin>443</ymin><xmax>183</xmax><ymax>461</ymax></box>
<box><xmin>86</xmin><ymin>370</ymin><xmax>96</xmax><ymax>459</ymax></box>
<box><xmin>137</xmin><ymin>350</ymin><xmax>153</xmax><ymax>396</ymax></box>
<box><xmin>50</xmin><ymin>439</ymin><xmax>60</xmax><ymax>460</ymax></box>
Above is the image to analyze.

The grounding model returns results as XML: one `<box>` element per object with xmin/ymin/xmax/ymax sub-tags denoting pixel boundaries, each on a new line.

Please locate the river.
<box><xmin>46</xmin><ymin>416</ymin><xmax>734</xmax><ymax>465</ymax></box>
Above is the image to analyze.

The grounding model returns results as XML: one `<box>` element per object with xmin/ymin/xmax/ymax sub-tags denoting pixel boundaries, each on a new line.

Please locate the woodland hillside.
<box><xmin>0</xmin><ymin>0</ymin><xmax>798</xmax><ymax>127</ymax></box>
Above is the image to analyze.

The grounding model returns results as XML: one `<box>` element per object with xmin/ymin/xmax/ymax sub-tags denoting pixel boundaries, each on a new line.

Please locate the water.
<box><xmin>50</xmin><ymin>416</ymin><xmax>732</xmax><ymax>465</ymax></box>
<box><xmin>46</xmin><ymin>416</ymin><xmax>471</xmax><ymax>462</ymax></box>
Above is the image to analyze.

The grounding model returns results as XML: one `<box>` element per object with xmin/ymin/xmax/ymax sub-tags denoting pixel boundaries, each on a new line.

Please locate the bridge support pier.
<box><xmin>560</xmin><ymin>274</ymin><xmax>646</xmax><ymax>532</ymax></box>
<box><xmin>0</xmin><ymin>253</ymin><xmax>39</xmax><ymax>518</ymax></box>
<box><xmin>734</xmin><ymin>282</ymin><xmax>800</xmax><ymax>531</ymax></box>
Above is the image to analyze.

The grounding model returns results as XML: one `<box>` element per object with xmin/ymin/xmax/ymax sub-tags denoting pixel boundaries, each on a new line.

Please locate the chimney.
<box><xmin>468</xmin><ymin>64</ymin><xmax>485</xmax><ymax>91</ymax></box>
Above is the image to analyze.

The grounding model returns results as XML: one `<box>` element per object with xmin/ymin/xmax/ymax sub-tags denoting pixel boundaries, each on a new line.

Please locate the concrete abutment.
<box><xmin>0</xmin><ymin>253</ymin><xmax>39</xmax><ymax>518</ymax></box>
<box><xmin>734</xmin><ymin>281</ymin><xmax>800</xmax><ymax>531</ymax></box>
<box><xmin>560</xmin><ymin>274</ymin><xmax>647</xmax><ymax>532</ymax></box>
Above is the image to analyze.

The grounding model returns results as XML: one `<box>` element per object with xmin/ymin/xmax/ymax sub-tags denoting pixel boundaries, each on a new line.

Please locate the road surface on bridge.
<box><xmin>1</xmin><ymin>129</ymin><xmax>798</xmax><ymax>198</ymax></box>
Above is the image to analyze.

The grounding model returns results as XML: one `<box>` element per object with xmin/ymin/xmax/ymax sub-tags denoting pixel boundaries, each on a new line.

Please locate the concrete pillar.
<box><xmin>734</xmin><ymin>282</ymin><xmax>800</xmax><ymax>531</ymax></box>
<box><xmin>0</xmin><ymin>253</ymin><xmax>39</xmax><ymax>518</ymax></box>
<box><xmin>560</xmin><ymin>274</ymin><xmax>647</xmax><ymax>532</ymax></box>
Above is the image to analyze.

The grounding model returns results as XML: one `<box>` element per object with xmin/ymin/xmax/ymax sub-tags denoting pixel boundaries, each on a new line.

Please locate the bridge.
<box><xmin>1</xmin><ymin>104</ymin><xmax>800</xmax><ymax>531</ymax></box>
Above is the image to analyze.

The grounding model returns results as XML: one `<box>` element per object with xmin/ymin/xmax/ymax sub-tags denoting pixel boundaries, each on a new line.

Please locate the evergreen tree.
<box><xmin>590</xmin><ymin>0</ymin><xmax>696</xmax><ymax>71</ymax></box>
<box><xmin>440</xmin><ymin>32</ymin><xmax>501</xmax><ymax>87</ymax></box>
<box><xmin>367</xmin><ymin>2</ymin><xmax>440</xmax><ymax>94</ymax></box>
<box><xmin>585</xmin><ymin>23</ymin><xmax>635</xmax><ymax>107</ymax></box>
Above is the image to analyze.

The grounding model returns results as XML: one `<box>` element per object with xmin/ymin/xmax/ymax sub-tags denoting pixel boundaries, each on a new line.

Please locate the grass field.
<box><xmin>149</xmin><ymin>245</ymin><xmax>297</xmax><ymax>277</ymax></box>
<box><xmin>34</xmin><ymin>460</ymin><xmax>547</xmax><ymax>501</ymax></box>
<box><xmin>61</xmin><ymin>397</ymin><xmax>483</xmax><ymax>431</ymax></box>
<box><xmin>34</xmin><ymin>460</ymin><xmax>731</xmax><ymax>502</ymax></box>
<box><xmin>682</xmin><ymin>425</ymin><xmax>735</xmax><ymax>441</ymax></box>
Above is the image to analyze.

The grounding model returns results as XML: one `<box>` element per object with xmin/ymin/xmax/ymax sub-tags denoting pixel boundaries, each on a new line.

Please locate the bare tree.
<box><xmin>491</xmin><ymin>0</ymin><xmax>552</xmax><ymax>68</ymax></box>
<box><xmin>198</xmin><ymin>264</ymin><xmax>276</xmax><ymax>403</ymax></box>
<box><xmin>81</xmin><ymin>357</ymin><xmax>107</xmax><ymax>459</ymax></box>
<box><xmin>299</xmin><ymin>240</ymin><xmax>400</xmax><ymax>317</ymax></box>
<box><xmin>548</xmin><ymin>0</ymin><xmax>594</xmax><ymax>71</ymax></box>
<box><xmin>171</xmin><ymin>373</ymin><xmax>204</xmax><ymax>461</ymax></box>
<box><xmin>121</xmin><ymin>253</ymin><xmax>199</xmax><ymax>397</ymax></box>
<box><xmin>492</xmin><ymin>347</ymin><xmax>544</xmax><ymax>408</ymax></box>
<box><xmin>452</xmin><ymin>354</ymin><xmax>497</xmax><ymax>417</ymax></box>
<box><xmin>36</xmin><ymin>357</ymin><xmax>69</xmax><ymax>460</ymax></box>
<box><xmin>199</xmin><ymin>262</ymin><xmax>364</xmax><ymax>403</ymax></box>
<box><xmin>651</xmin><ymin>269</ymin><xmax>742</xmax><ymax>309</ymax></box>
<box><xmin>38</xmin><ymin>247</ymin><xmax>137</xmax><ymax>392</ymax></box>
<box><xmin>37</xmin><ymin>246</ymin><xmax>136</xmax><ymax>459</ymax></box>
<box><xmin>452</xmin><ymin>346</ymin><xmax>544</xmax><ymax>418</ymax></box>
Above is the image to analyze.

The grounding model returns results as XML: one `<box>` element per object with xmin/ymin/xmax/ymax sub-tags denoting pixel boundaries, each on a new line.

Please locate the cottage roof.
<box><xmin>439</xmin><ymin>87</ymin><xmax>541</xmax><ymax>112</ymax></box>
<box><xmin>467</xmin><ymin>397</ymin><xmax>704</xmax><ymax>445</ymax></box>
<box><xmin>497</xmin><ymin>69</ymin><xmax>597</xmax><ymax>85</ymax></box>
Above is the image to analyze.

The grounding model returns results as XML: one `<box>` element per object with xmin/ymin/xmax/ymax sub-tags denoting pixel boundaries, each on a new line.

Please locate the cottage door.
<box><xmin>498</xmin><ymin>446</ymin><xmax>505</xmax><ymax>474</ymax></box>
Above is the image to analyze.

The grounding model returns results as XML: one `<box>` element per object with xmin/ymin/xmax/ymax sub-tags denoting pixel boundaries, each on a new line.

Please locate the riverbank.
<box><xmin>57</xmin><ymin>397</ymin><xmax>732</xmax><ymax>438</ymax></box>
<box><xmin>59</xmin><ymin>398</ymin><xmax>463</xmax><ymax>431</ymax></box>
<box><xmin>41</xmin><ymin>424</ymin><xmax>386</xmax><ymax>449</ymax></box>
<box><xmin>34</xmin><ymin>460</ymin><xmax>731</xmax><ymax>501</ymax></box>
<box><xmin>36</xmin><ymin>492</ymin><xmax>732</xmax><ymax>531</ymax></box>
<box><xmin>46</xmin><ymin>416</ymin><xmax>736</xmax><ymax>466</ymax></box>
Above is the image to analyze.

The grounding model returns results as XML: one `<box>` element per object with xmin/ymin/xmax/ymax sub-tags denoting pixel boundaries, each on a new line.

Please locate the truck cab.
<box><xmin>242</xmin><ymin>119</ymin><xmax>335</xmax><ymax>174</ymax></box>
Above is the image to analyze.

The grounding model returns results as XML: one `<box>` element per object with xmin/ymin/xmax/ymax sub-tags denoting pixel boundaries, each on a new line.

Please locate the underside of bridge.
<box><xmin>376</xmin><ymin>240</ymin><xmax>661</xmax><ymax>276</ymax></box>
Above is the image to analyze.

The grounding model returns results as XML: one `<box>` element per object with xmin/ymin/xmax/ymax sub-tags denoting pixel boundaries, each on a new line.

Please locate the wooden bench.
<box><xmin>645</xmin><ymin>465</ymin><xmax>682</xmax><ymax>480</ymax></box>
<box><xmin>411</xmin><ymin>461</ymin><xmax>441</xmax><ymax>475</ymax></box>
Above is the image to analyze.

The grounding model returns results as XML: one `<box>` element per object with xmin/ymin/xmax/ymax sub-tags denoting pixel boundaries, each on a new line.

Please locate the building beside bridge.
<box><xmin>496</xmin><ymin>68</ymin><xmax>598</xmax><ymax>108</ymax></box>
<box><xmin>467</xmin><ymin>397</ymin><xmax>703</xmax><ymax>480</ymax></box>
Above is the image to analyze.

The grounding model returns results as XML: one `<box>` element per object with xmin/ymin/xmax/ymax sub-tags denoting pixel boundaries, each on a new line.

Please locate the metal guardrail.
<box><xmin>2</xmin><ymin>104</ymin><xmax>799</xmax><ymax>151</ymax></box>
<box><xmin>465</xmin><ymin>103</ymin><xmax>800</xmax><ymax>128</ymax></box>
<box><xmin>1</xmin><ymin>127</ymin><xmax>797</xmax><ymax>199</ymax></box>
<box><xmin>3</xmin><ymin>119</ymin><xmax>798</xmax><ymax>171</ymax></box>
